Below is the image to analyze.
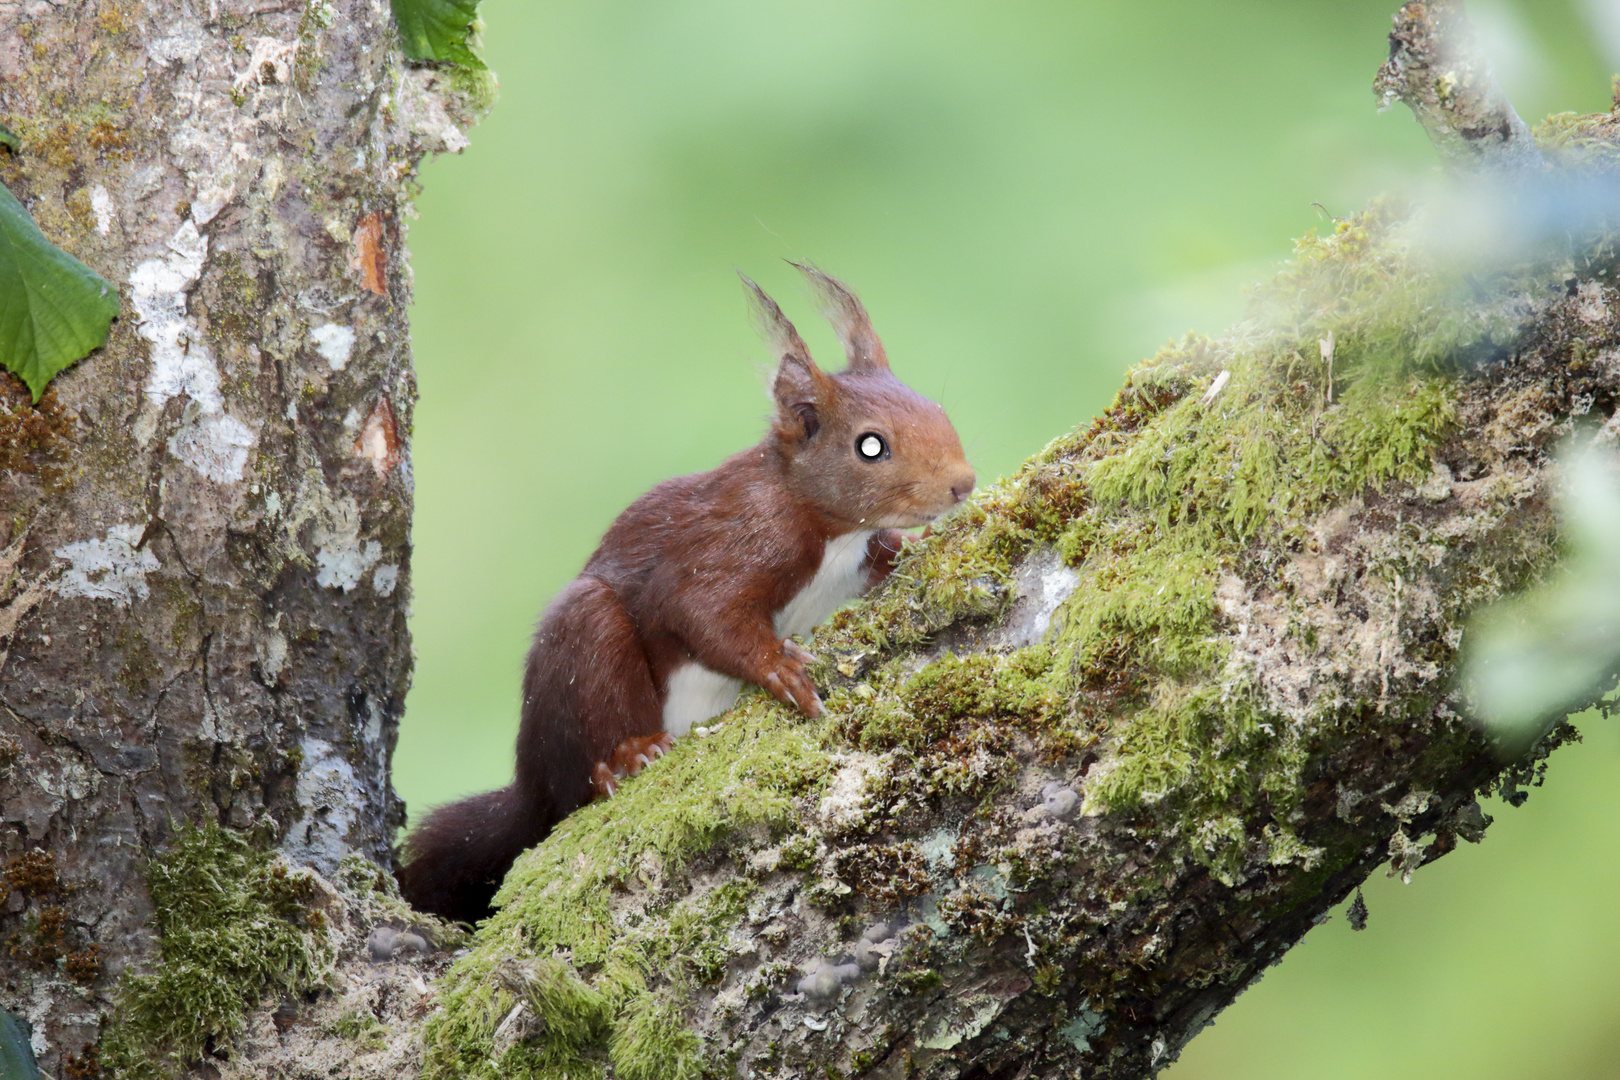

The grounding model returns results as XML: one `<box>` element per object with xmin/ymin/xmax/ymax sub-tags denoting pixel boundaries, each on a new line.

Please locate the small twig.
<box><xmin>1374</xmin><ymin>0</ymin><xmax>1543</xmax><ymax>172</ymax></box>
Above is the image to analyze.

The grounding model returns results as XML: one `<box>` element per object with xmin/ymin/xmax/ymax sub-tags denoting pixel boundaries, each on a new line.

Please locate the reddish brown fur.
<box><xmin>396</xmin><ymin>268</ymin><xmax>974</xmax><ymax>923</ymax></box>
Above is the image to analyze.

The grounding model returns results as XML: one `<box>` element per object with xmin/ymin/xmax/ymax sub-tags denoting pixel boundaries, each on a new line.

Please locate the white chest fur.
<box><xmin>661</xmin><ymin>529</ymin><xmax>876</xmax><ymax>736</ymax></box>
<box><xmin>773</xmin><ymin>529</ymin><xmax>876</xmax><ymax>639</ymax></box>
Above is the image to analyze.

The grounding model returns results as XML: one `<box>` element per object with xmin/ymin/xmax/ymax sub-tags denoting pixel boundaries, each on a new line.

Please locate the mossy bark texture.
<box><xmin>0</xmin><ymin>2</ymin><xmax>478</xmax><ymax>1074</ymax></box>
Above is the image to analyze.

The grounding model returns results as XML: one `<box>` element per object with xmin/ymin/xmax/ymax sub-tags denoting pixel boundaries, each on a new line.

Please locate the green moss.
<box><xmin>328</xmin><ymin>1009</ymin><xmax>388</xmax><ymax>1052</ymax></box>
<box><xmin>1533</xmin><ymin>109</ymin><xmax>1620</xmax><ymax>168</ymax></box>
<box><xmin>443</xmin><ymin>45</ymin><xmax>501</xmax><ymax>126</ymax></box>
<box><xmin>99</xmin><ymin>823</ymin><xmax>333</xmax><ymax>1079</ymax></box>
<box><xmin>892</xmin><ymin>968</ymin><xmax>942</xmax><ymax>995</ymax></box>
<box><xmin>492</xmin><ymin>702</ymin><xmax>819</xmax><ymax>965</ymax></box>
<box><xmin>609</xmin><ymin>990</ymin><xmax>705</xmax><ymax>1080</ymax></box>
<box><xmin>839</xmin><ymin>647</ymin><xmax>1062</xmax><ymax>753</ymax></box>
<box><xmin>486</xmin><ymin>959</ymin><xmax>613</xmax><ymax>1079</ymax></box>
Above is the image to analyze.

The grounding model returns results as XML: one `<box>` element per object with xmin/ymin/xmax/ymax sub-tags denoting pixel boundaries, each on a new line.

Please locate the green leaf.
<box><xmin>0</xmin><ymin>180</ymin><xmax>118</xmax><ymax>402</ymax></box>
<box><xmin>391</xmin><ymin>0</ymin><xmax>485</xmax><ymax>68</ymax></box>
<box><xmin>0</xmin><ymin>122</ymin><xmax>17</xmax><ymax>152</ymax></box>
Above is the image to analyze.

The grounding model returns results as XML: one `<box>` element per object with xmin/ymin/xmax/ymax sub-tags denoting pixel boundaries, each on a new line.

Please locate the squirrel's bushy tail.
<box><xmin>395</xmin><ymin>784</ymin><xmax>555</xmax><ymax>924</ymax></box>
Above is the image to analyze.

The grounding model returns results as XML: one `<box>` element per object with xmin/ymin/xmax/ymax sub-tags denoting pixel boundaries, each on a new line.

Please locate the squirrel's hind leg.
<box><xmin>524</xmin><ymin>575</ymin><xmax>668</xmax><ymax>805</ymax></box>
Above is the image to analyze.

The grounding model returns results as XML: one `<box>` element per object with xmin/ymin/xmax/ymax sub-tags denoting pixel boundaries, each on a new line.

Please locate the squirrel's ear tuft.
<box><xmin>741</xmin><ymin>273</ymin><xmax>813</xmax><ymax>367</ymax></box>
<box><xmin>790</xmin><ymin>261</ymin><xmax>889</xmax><ymax>373</ymax></box>
<box><xmin>742</xmin><ymin>273</ymin><xmax>834</xmax><ymax>443</ymax></box>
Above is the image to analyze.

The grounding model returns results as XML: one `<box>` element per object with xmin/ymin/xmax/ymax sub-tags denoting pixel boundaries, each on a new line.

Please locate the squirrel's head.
<box><xmin>744</xmin><ymin>265</ymin><xmax>975</xmax><ymax>531</ymax></box>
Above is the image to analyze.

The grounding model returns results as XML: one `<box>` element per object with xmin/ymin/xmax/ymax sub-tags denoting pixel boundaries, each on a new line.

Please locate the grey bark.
<box><xmin>0</xmin><ymin>1</ymin><xmax>473</xmax><ymax>1073</ymax></box>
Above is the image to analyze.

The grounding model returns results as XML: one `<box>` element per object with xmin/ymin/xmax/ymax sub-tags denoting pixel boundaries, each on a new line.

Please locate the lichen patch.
<box><xmin>53</xmin><ymin>524</ymin><xmax>159</xmax><ymax>606</ymax></box>
<box><xmin>311</xmin><ymin>322</ymin><xmax>356</xmax><ymax>370</ymax></box>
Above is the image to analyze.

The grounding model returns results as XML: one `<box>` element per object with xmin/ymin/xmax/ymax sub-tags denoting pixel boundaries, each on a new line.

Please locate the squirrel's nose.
<box><xmin>949</xmin><ymin>467</ymin><xmax>976</xmax><ymax>503</ymax></box>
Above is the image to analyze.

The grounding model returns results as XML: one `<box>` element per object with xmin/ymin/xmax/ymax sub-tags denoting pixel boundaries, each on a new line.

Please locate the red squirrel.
<box><xmin>396</xmin><ymin>266</ymin><xmax>975</xmax><ymax>922</ymax></box>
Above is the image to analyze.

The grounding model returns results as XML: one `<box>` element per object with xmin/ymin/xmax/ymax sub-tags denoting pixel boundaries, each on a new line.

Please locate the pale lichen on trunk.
<box><xmin>0</xmin><ymin>0</ymin><xmax>486</xmax><ymax>1073</ymax></box>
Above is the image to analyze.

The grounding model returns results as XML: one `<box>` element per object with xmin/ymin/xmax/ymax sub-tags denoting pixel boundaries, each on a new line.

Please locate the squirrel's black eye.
<box><xmin>856</xmin><ymin>432</ymin><xmax>889</xmax><ymax>461</ymax></box>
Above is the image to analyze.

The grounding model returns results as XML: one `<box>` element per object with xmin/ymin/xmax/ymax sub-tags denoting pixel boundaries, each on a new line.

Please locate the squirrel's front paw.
<box><xmin>762</xmin><ymin>651</ymin><xmax>824</xmax><ymax>718</ymax></box>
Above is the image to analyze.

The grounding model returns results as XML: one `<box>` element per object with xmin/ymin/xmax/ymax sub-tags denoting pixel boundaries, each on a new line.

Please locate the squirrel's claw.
<box><xmin>591</xmin><ymin>762</ymin><xmax>618</xmax><ymax>800</ymax></box>
<box><xmin>781</xmin><ymin>638</ymin><xmax>819</xmax><ymax>666</ymax></box>
<box><xmin>763</xmin><ymin>664</ymin><xmax>824</xmax><ymax>719</ymax></box>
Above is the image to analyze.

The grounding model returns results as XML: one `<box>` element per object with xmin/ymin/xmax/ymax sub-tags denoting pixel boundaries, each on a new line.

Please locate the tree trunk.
<box><xmin>0</xmin><ymin>2</ymin><xmax>483</xmax><ymax>1075</ymax></box>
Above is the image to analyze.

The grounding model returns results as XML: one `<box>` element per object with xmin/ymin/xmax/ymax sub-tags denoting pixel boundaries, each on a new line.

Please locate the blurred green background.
<box><xmin>397</xmin><ymin>1</ymin><xmax>1619</xmax><ymax>1076</ymax></box>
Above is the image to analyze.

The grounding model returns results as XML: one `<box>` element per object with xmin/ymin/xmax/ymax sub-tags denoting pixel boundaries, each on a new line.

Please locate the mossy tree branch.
<box><xmin>394</xmin><ymin>35</ymin><xmax>1617</xmax><ymax>1080</ymax></box>
<box><xmin>402</xmin><ymin>196</ymin><xmax>1614</xmax><ymax>1078</ymax></box>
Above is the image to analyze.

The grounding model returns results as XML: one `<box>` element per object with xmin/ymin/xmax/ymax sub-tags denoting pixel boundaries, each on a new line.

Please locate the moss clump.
<box><xmin>63</xmin><ymin>944</ymin><xmax>102</xmax><ymax>985</ymax></box>
<box><xmin>1533</xmin><ymin>108</ymin><xmax>1620</xmax><ymax>169</ymax></box>
<box><xmin>99</xmin><ymin>823</ymin><xmax>334</xmax><ymax>1079</ymax></box>
<box><xmin>422</xmin><ymin>703</ymin><xmax>825</xmax><ymax>1080</ymax></box>
<box><xmin>839</xmin><ymin>646</ymin><xmax>1064</xmax><ymax>753</ymax></box>
<box><xmin>493</xmin><ymin>702</ymin><xmax>820</xmax><ymax>966</ymax></box>
<box><xmin>10</xmin><ymin>904</ymin><xmax>68</xmax><ymax>966</ymax></box>
<box><xmin>609</xmin><ymin>990</ymin><xmax>704</xmax><ymax>1080</ymax></box>
<box><xmin>830</xmin><ymin>842</ymin><xmax>935</xmax><ymax>905</ymax></box>
<box><xmin>2</xmin><ymin>849</ymin><xmax>107</xmax><ymax>979</ymax></box>
<box><xmin>2</xmin><ymin>849</ymin><xmax>60</xmax><ymax>896</ymax></box>
<box><xmin>327</xmin><ymin>1009</ymin><xmax>388</xmax><ymax>1052</ymax></box>
<box><xmin>442</xmin><ymin>50</ymin><xmax>501</xmax><ymax>128</ymax></box>
<box><xmin>892</xmin><ymin>967</ymin><xmax>942</xmax><ymax>995</ymax></box>
<box><xmin>0</xmin><ymin>376</ymin><xmax>73</xmax><ymax>481</ymax></box>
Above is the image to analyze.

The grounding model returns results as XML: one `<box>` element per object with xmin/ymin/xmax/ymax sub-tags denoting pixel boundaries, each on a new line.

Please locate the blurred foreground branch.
<box><xmin>1374</xmin><ymin>0</ymin><xmax>1544</xmax><ymax>171</ymax></box>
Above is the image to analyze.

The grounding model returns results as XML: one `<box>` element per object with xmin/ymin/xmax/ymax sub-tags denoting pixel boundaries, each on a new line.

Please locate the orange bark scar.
<box><xmin>349</xmin><ymin>211</ymin><xmax>387</xmax><ymax>295</ymax></box>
